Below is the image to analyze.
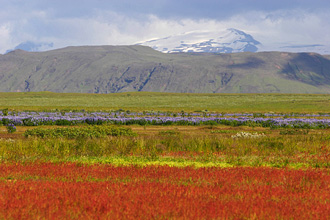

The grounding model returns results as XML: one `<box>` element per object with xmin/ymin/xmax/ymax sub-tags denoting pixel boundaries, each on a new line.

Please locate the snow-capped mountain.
<box><xmin>138</xmin><ymin>28</ymin><xmax>261</xmax><ymax>53</ymax></box>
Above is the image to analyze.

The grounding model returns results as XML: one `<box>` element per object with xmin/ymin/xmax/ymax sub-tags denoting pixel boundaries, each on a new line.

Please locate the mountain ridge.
<box><xmin>0</xmin><ymin>45</ymin><xmax>330</xmax><ymax>94</ymax></box>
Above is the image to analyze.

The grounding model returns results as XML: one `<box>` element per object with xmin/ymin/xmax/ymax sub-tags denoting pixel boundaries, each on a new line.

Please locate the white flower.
<box><xmin>231</xmin><ymin>132</ymin><xmax>266</xmax><ymax>139</ymax></box>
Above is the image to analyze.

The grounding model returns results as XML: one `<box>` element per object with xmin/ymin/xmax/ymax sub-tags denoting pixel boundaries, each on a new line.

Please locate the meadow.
<box><xmin>0</xmin><ymin>91</ymin><xmax>329</xmax><ymax>112</ymax></box>
<box><xmin>0</xmin><ymin>92</ymin><xmax>330</xmax><ymax>219</ymax></box>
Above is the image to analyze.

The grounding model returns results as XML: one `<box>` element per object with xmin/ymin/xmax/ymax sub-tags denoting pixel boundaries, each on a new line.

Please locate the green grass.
<box><xmin>0</xmin><ymin>91</ymin><xmax>329</xmax><ymax>168</ymax></box>
<box><xmin>1</xmin><ymin>125</ymin><xmax>329</xmax><ymax>168</ymax></box>
<box><xmin>23</xmin><ymin>125</ymin><xmax>136</xmax><ymax>138</ymax></box>
<box><xmin>0</xmin><ymin>92</ymin><xmax>329</xmax><ymax>113</ymax></box>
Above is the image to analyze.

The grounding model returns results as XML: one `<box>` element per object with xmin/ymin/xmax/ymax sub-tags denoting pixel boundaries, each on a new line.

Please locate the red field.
<box><xmin>0</xmin><ymin>163</ymin><xmax>329</xmax><ymax>219</ymax></box>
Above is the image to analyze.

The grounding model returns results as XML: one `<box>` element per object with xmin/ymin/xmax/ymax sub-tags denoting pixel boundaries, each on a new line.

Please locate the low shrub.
<box><xmin>6</xmin><ymin>124</ymin><xmax>16</xmax><ymax>133</ymax></box>
<box><xmin>23</xmin><ymin>125</ymin><xmax>137</xmax><ymax>139</ymax></box>
<box><xmin>2</xmin><ymin>108</ymin><xmax>8</xmax><ymax>116</ymax></box>
<box><xmin>279</xmin><ymin>129</ymin><xmax>309</xmax><ymax>135</ymax></box>
<box><xmin>158</xmin><ymin>130</ymin><xmax>180</xmax><ymax>136</ymax></box>
<box><xmin>210</xmin><ymin>130</ymin><xmax>236</xmax><ymax>134</ymax></box>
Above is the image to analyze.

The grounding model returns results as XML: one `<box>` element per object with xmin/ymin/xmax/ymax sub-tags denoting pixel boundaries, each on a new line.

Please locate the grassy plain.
<box><xmin>0</xmin><ymin>91</ymin><xmax>329</xmax><ymax>112</ymax></box>
<box><xmin>1</xmin><ymin>92</ymin><xmax>330</xmax><ymax>218</ymax></box>
<box><xmin>1</xmin><ymin>125</ymin><xmax>330</xmax><ymax>168</ymax></box>
<box><xmin>0</xmin><ymin>91</ymin><xmax>330</xmax><ymax>168</ymax></box>
<box><xmin>0</xmin><ymin>92</ymin><xmax>329</xmax><ymax>167</ymax></box>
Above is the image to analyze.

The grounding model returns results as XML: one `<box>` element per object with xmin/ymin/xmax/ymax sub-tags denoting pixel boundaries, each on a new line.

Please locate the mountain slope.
<box><xmin>0</xmin><ymin>45</ymin><xmax>330</xmax><ymax>93</ymax></box>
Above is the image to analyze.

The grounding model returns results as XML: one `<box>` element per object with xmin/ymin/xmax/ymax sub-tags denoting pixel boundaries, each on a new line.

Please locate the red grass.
<box><xmin>0</xmin><ymin>163</ymin><xmax>329</xmax><ymax>219</ymax></box>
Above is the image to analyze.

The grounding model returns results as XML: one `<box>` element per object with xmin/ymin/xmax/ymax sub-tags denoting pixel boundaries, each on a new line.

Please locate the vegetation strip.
<box><xmin>0</xmin><ymin>123</ymin><xmax>329</xmax><ymax>168</ymax></box>
<box><xmin>31</xmin><ymin>156</ymin><xmax>313</xmax><ymax>169</ymax></box>
<box><xmin>0</xmin><ymin>162</ymin><xmax>329</xmax><ymax>219</ymax></box>
<box><xmin>0</xmin><ymin>92</ymin><xmax>329</xmax><ymax>112</ymax></box>
<box><xmin>23</xmin><ymin>125</ymin><xmax>136</xmax><ymax>138</ymax></box>
<box><xmin>1</xmin><ymin>110</ymin><xmax>330</xmax><ymax>129</ymax></box>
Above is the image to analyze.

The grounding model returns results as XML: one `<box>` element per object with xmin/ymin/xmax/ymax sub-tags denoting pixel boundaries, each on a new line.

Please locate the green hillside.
<box><xmin>0</xmin><ymin>45</ymin><xmax>330</xmax><ymax>93</ymax></box>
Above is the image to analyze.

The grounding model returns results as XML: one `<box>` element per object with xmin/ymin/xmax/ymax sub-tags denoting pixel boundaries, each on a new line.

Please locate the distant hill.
<box><xmin>0</xmin><ymin>45</ymin><xmax>330</xmax><ymax>93</ymax></box>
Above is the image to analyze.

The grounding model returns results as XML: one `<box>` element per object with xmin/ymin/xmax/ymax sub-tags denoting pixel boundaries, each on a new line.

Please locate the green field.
<box><xmin>0</xmin><ymin>92</ymin><xmax>329</xmax><ymax>113</ymax></box>
<box><xmin>1</xmin><ymin>92</ymin><xmax>330</xmax><ymax>219</ymax></box>
<box><xmin>1</xmin><ymin>123</ymin><xmax>330</xmax><ymax>168</ymax></box>
<box><xmin>1</xmin><ymin>91</ymin><xmax>329</xmax><ymax>168</ymax></box>
<box><xmin>0</xmin><ymin>125</ymin><xmax>329</xmax><ymax>168</ymax></box>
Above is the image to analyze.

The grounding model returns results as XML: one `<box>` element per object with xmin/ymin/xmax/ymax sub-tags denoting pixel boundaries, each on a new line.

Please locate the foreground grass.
<box><xmin>1</xmin><ymin>163</ymin><xmax>330</xmax><ymax>219</ymax></box>
<box><xmin>0</xmin><ymin>123</ymin><xmax>329</xmax><ymax>218</ymax></box>
<box><xmin>1</xmin><ymin>93</ymin><xmax>329</xmax><ymax>219</ymax></box>
<box><xmin>0</xmin><ymin>91</ymin><xmax>329</xmax><ymax>112</ymax></box>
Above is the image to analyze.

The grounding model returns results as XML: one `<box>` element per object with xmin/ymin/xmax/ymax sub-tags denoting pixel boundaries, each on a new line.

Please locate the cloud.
<box><xmin>0</xmin><ymin>1</ymin><xmax>330</xmax><ymax>54</ymax></box>
<box><xmin>231</xmin><ymin>9</ymin><xmax>330</xmax><ymax>49</ymax></box>
<box><xmin>138</xmin><ymin>9</ymin><xmax>330</xmax><ymax>50</ymax></box>
<box><xmin>0</xmin><ymin>23</ymin><xmax>12</xmax><ymax>52</ymax></box>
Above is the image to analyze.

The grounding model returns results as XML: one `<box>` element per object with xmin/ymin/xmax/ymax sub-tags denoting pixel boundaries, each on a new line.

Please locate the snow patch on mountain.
<box><xmin>138</xmin><ymin>29</ymin><xmax>261</xmax><ymax>53</ymax></box>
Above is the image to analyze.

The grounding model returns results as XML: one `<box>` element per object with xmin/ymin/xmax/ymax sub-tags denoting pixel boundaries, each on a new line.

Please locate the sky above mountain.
<box><xmin>1</xmin><ymin>0</ymin><xmax>330</xmax><ymax>54</ymax></box>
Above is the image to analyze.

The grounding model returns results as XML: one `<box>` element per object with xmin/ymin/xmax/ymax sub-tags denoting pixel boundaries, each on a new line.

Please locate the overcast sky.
<box><xmin>1</xmin><ymin>0</ymin><xmax>330</xmax><ymax>53</ymax></box>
